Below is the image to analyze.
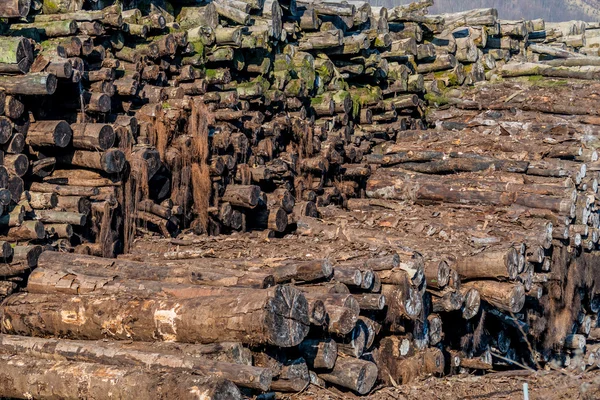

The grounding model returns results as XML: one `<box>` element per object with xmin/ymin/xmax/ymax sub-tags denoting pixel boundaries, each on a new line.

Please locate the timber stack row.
<box><xmin>0</xmin><ymin>0</ymin><xmax>600</xmax><ymax>398</ymax></box>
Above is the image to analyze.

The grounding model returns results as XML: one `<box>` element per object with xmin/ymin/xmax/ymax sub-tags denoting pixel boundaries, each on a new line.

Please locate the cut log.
<box><xmin>319</xmin><ymin>357</ymin><xmax>378</xmax><ymax>395</ymax></box>
<box><xmin>0</xmin><ymin>0</ymin><xmax>31</xmax><ymax>17</ymax></box>
<box><xmin>0</xmin><ymin>335</ymin><xmax>271</xmax><ymax>391</ymax></box>
<box><xmin>1</xmin><ymin>285</ymin><xmax>309</xmax><ymax>347</ymax></box>
<box><xmin>0</xmin><ymin>353</ymin><xmax>242</xmax><ymax>400</ymax></box>
<box><xmin>56</xmin><ymin>149</ymin><xmax>126</xmax><ymax>174</ymax></box>
<box><xmin>70</xmin><ymin>123</ymin><xmax>115</xmax><ymax>150</ymax></box>
<box><xmin>298</xmin><ymin>338</ymin><xmax>338</xmax><ymax>369</ymax></box>
<box><xmin>461</xmin><ymin>281</ymin><xmax>526</xmax><ymax>313</ymax></box>
<box><xmin>37</xmin><ymin>251</ymin><xmax>275</xmax><ymax>289</ymax></box>
<box><xmin>26</xmin><ymin>120</ymin><xmax>72</xmax><ymax>148</ymax></box>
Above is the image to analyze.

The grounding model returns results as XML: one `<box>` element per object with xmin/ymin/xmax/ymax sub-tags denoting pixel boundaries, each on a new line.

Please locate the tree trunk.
<box><xmin>1</xmin><ymin>285</ymin><xmax>309</xmax><ymax>347</ymax></box>
<box><xmin>0</xmin><ymin>353</ymin><xmax>241</xmax><ymax>400</ymax></box>
<box><xmin>37</xmin><ymin>251</ymin><xmax>276</xmax><ymax>289</ymax></box>
<box><xmin>70</xmin><ymin>123</ymin><xmax>115</xmax><ymax>150</ymax></box>
<box><xmin>0</xmin><ymin>334</ymin><xmax>271</xmax><ymax>391</ymax></box>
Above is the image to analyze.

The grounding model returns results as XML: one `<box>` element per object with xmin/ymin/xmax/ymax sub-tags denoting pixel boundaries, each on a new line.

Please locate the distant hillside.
<box><xmin>367</xmin><ymin>0</ymin><xmax>600</xmax><ymax>22</ymax></box>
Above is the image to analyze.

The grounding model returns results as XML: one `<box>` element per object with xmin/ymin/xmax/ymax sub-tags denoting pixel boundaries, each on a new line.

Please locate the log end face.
<box><xmin>0</xmin><ymin>117</ymin><xmax>12</xmax><ymax>144</ymax></box>
<box><xmin>99</xmin><ymin>125</ymin><xmax>116</xmax><ymax>150</ymax></box>
<box><xmin>0</xmin><ymin>241</ymin><xmax>13</xmax><ymax>259</ymax></box>
<box><xmin>53</xmin><ymin>121</ymin><xmax>72</xmax><ymax>148</ymax></box>
<box><xmin>356</xmin><ymin>361</ymin><xmax>378</xmax><ymax>395</ymax></box>
<box><xmin>267</xmin><ymin>285</ymin><xmax>310</xmax><ymax>347</ymax></box>
<box><xmin>26</xmin><ymin>245</ymin><xmax>44</xmax><ymax>268</ymax></box>
<box><xmin>510</xmin><ymin>283</ymin><xmax>526</xmax><ymax>313</ymax></box>
<box><xmin>310</xmin><ymin>299</ymin><xmax>326</xmax><ymax>326</ymax></box>
<box><xmin>0</xmin><ymin>188</ymin><xmax>11</xmax><ymax>206</ymax></box>
<box><xmin>45</xmin><ymin>74</ymin><xmax>58</xmax><ymax>95</ymax></box>
<box><xmin>204</xmin><ymin>377</ymin><xmax>243</xmax><ymax>400</ymax></box>
<box><xmin>101</xmin><ymin>149</ymin><xmax>126</xmax><ymax>174</ymax></box>
<box><xmin>322</xmin><ymin>259</ymin><xmax>333</xmax><ymax>278</ymax></box>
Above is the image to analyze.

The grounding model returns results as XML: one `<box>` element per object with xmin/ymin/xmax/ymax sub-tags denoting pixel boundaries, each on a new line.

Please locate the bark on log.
<box><xmin>1</xmin><ymin>285</ymin><xmax>309</xmax><ymax>347</ymax></box>
<box><xmin>26</xmin><ymin>120</ymin><xmax>72</xmax><ymax>148</ymax></box>
<box><xmin>37</xmin><ymin>251</ymin><xmax>276</xmax><ymax>289</ymax></box>
<box><xmin>461</xmin><ymin>281</ymin><xmax>526</xmax><ymax>313</ymax></box>
<box><xmin>298</xmin><ymin>337</ymin><xmax>338</xmax><ymax>369</ymax></box>
<box><xmin>0</xmin><ymin>0</ymin><xmax>31</xmax><ymax>17</ymax></box>
<box><xmin>318</xmin><ymin>357</ymin><xmax>378</xmax><ymax>395</ymax></box>
<box><xmin>0</xmin><ymin>37</ymin><xmax>34</xmax><ymax>73</ymax></box>
<box><xmin>0</xmin><ymin>353</ymin><xmax>242</xmax><ymax>400</ymax></box>
<box><xmin>70</xmin><ymin>123</ymin><xmax>115</xmax><ymax>151</ymax></box>
<box><xmin>0</xmin><ymin>334</ymin><xmax>272</xmax><ymax>391</ymax></box>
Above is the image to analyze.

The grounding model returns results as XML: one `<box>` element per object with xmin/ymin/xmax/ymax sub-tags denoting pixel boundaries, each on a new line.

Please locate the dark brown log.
<box><xmin>28</xmin><ymin>191</ymin><xmax>58</xmax><ymax>209</ymax></box>
<box><xmin>12</xmin><ymin>245</ymin><xmax>43</xmax><ymax>268</ymax></box>
<box><xmin>0</xmin><ymin>220</ymin><xmax>44</xmax><ymax>241</ymax></box>
<box><xmin>3</xmin><ymin>154</ymin><xmax>28</xmax><ymax>177</ymax></box>
<box><xmin>56</xmin><ymin>149</ymin><xmax>126</xmax><ymax>174</ymax></box>
<box><xmin>56</xmin><ymin>195</ymin><xmax>91</xmax><ymax>214</ymax></box>
<box><xmin>26</xmin><ymin>120</ymin><xmax>72</xmax><ymax>148</ymax></box>
<box><xmin>2</xmin><ymin>133</ymin><xmax>25</xmax><ymax>154</ymax></box>
<box><xmin>319</xmin><ymin>357</ymin><xmax>378</xmax><ymax>395</ymax></box>
<box><xmin>1</xmin><ymin>285</ymin><xmax>309</xmax><ymax>347</ymax></box>
<box><xmin>70</xmin><ymin>123</ymin><xmax>115</xmax><ymax>151</ymax></box>
<box><xmin>4</xmin><ymin>95</ymin><xmax>24</xmax><ymax>119</ymax></box>
<box><xmin>299</xmin><ymin>338</ymin><xmax>338</xmax><ymax>369</ymax></box>
<box><xmin>455</xmin><ymin>248</ymin><xmax>520</xmax><ymax>281</ymax></box>
<box><xmin>28</xmin><ymin>182</ymin><xmax>98</xmax><ymax>197</ymax></box>
<box><xmin>382</xmin><ymin>283</ymin><xmax>422</xmax><ymax>321</ymax></box>
<box><xmin>46</xmin><ymin>223</ymin><xmax>72</xmax><ymax>238</ymax></box>
<box><xmin>461</xmin><ymin>281</ymin><xmax>526</xmax><ymax>313</ymax></box>
<box><xmin>222</xmin><ymin>184</ymin><xmax>261</xmax><ymax>208</ymax></box>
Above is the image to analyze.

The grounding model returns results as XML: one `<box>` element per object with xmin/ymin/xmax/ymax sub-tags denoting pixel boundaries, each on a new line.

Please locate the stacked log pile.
<box><xmin>2</xmin><ymin>0</ymin><xmax>600</xmax><ymax>398</ymax></box>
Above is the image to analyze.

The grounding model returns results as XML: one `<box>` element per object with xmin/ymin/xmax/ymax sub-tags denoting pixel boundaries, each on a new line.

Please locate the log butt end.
<box><xmin>53</xmin><ymin>121</ymin><xmax>72</xmax><ymax>148</ymax></box>
<box><xmin>266</xmin><ymin>285</ymin><xmax>310</xmax><ymax>347</ymax></box>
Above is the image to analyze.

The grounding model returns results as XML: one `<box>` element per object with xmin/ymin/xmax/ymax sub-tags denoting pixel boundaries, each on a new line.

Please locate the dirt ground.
<box><xmin>284</xmin><ymin>369</ymin><xmax>600</xmax><ymax>400</ymax></box>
